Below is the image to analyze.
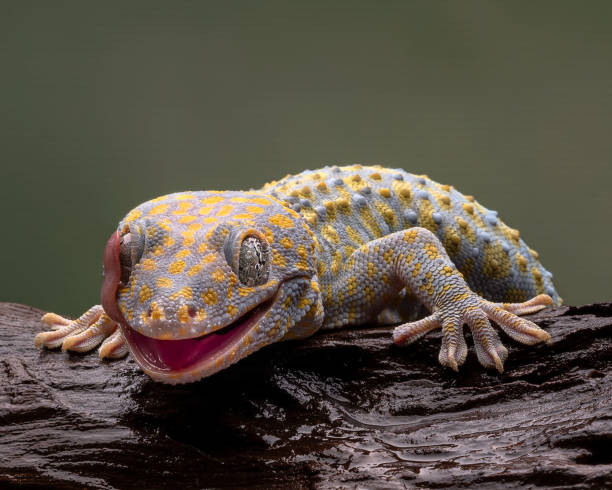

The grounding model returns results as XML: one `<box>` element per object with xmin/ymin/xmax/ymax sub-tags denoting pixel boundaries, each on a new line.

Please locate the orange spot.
<box><xmin>230</xmin><ymin>196</ymin><xmax>271</xmax><ymax>206</ymax></box>
<box><xmin>268</xmin><ymin>214</ymin><xmax>294</xmax><ymax>228</ymax></box>
<box><xmin>172</xmin><ymin>201</ymin><xmax>193</xmax><ymax>215</ymax></box>
<box><xmin>140</xmin><ymin>259</ymin><xmax>156</xmax><ymax>271</ymax></box>
<box><xmin>157</xmin><ymin>277</ymin><xmax>172</xmax><ymax>288</ymax></box>
<box><xmin>211</xmin><ymin>269</ymin><xmax>225</xmax><ymax>282</ymax></box>
<box><xmin>177</xmin><ymin>304</ymin><xmax>190</xmax><ymax>323</ymax></box>
<box><xmin>157</xmin><ymin>219</ymin><xmax>172</xmax><ymax>232</ymax></box>
<box><xmin>202</xmin><ymin>289</ymin><xmax>218</xmax><ymax>305</ymax></box>
<box><xmin>462</xmin><ymin>203</ymin><xmax>474</xmax><ymax>214</ymax></box>
<box><xmin>280</xmin><ymin>237</ymin><xmax>293</xmax><ymax>248</ymax></box>
<box><xmin>237</xmin><ymin>286</ymin><xmax>255</xmax><ymax>296</ymax></box>
<box><xmin>149</xmin><ymin>204</ymin><xmax>169</xmax><ymax>215</ymax></box>
<box><xmin>124</xmin><ymin>209</ymin><xmax>142</xmax><ymax>223</ymax></box>
<box><xmin>168</xmin><ymin>260</ymin><xmax>186</xmax><ymax>274</ymax></box>
<box><xmin>170</xmin><ymin>287</ymin><xmax>193</xmax><ymax>300</ymax></box>
<box><xmin>217</xmin><ymin>205</ymin><xmax>234</xmax><ymax>217</ymax></box>
<box><xmin>201</xmin><ymin>254</ymin><xmax>216</xmax><ymax>264</ymax></box>
<box><xmin>322</xmin><ymin>225</ymin><xmax>339</xmax><ymax>244</ymax></box>
<box><xmin>272</xmin><ymin>250</ymin><xmax>288</xmax><ymax>268</ymax></box>
<box><xmin>176</xmin><ymin>249</ymin><xmax>192</xmax><ymax>259</ymax></box>
<box><xmin>178</xmin><ymin>215</ymin><xmax>197</xmax><ymax>224</ymax></box>
<box><xmin>150</xmin><ymin>302</ymin><xmax>165</xmax><ymax>321</ymax></box>
<box><xmin>139</xmin><ymin>285</ymin><xmax>153</xmax><ymax>303</ymax></box>
<box><xmin>187</xmin><ymin>264</ymin><xmax>202</xmax><ymax>277</ymax></box>
<box><xmin>201</xmin><ymin>196</ymin><xmax>224</xmax><ymax>204</ymax></box>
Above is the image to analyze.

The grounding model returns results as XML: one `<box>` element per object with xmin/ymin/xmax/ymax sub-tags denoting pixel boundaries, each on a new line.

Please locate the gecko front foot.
<box><xmin>393</xmin><ymin>293</ymin><xmax>553</xmax><ymax>373</ymax></box>
<box><xmin>35</xmin><ymin>305</ymin><xmax>128</xmax><ymax>359</ymax></box>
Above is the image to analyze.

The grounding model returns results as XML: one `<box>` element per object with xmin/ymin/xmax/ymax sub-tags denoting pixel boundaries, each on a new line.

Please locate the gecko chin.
<box><xmin>118</xmin><ymin>297</ymin><xmax>275</xmax><ymax>383</ymax></box>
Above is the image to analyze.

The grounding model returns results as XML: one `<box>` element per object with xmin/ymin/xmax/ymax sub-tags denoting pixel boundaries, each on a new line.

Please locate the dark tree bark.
<box><xmin>1</xmin><ymin>302</ymin><xmax>611</xmax><ymax>489</ymax></box>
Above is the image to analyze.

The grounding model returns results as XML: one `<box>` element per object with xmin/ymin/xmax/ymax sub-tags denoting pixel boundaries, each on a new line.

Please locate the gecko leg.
<box><xmin>329</xmin><ymin>227</ymin><xmax>553</xmax><ymax>373</ymax></box>
<box><xmin>35</xmin><ymin>305</ymin><xmax>128</xmax><ymax>359</ymax></box>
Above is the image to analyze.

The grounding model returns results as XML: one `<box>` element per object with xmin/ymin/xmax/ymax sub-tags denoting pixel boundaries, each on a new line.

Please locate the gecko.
<box><xmin>35</xmin><ymin>165</ymin><xmax>560</xmax><ymax>384</ymax></box>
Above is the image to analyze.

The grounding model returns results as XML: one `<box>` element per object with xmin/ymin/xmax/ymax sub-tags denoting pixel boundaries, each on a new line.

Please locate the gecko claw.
<box><xmin>491</xmin><ymin>349</ymin><xmax>505</xmax><ymax>374</ymax></box>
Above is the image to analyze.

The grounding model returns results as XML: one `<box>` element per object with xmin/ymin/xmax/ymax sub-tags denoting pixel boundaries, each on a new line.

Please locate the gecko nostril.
<box><xmin>188</xmin><ymin>306</ymin><xmax>197</xmax><ymax>318</ymax></box>
<box><xmin>147</xmin><ymin>308</ymin><xmax>152</xmax><ymax>317</ymax></box>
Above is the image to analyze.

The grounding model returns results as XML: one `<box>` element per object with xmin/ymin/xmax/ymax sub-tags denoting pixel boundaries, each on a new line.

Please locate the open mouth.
<box><xmin>119</xmin><ymin>298</ymin><xmax>273</xmax><ymax>373</ymax></box>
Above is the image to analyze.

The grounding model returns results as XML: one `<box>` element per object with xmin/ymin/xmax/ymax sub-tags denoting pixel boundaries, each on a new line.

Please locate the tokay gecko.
<box><xmin>35</xmin><ymin>165</ymin><xmax>560</xmax><ymax>384</ymax></box>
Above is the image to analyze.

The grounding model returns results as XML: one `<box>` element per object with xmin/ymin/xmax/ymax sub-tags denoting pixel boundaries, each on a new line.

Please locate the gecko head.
<box><xmin>101</xmin><ymin>191</ymin><xmax>322</xmax><ymax>384</ymax></box>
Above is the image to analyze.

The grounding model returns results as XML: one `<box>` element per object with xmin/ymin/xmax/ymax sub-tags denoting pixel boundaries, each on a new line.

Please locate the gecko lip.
<box><xmin>118</xmin><ymin>297</ymin><xmax>274</xmax><ymax>374</ymax></box>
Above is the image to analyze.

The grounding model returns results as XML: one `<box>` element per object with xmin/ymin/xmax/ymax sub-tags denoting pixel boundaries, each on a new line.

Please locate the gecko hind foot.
<box><xmin>392</xmin><ymin>294</ymin><xmax>553</xmax><ymax>373</ymax></box>
<box><xmin>35</xmin><ymin>305</ymin><xmax>128</xmax><ymax>359</ymax></box>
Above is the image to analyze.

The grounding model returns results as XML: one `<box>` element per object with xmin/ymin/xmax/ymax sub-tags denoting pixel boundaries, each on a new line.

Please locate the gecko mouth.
<box><xmin>119</xmin><ymin>298</ymin><xmax>274</xmax><ymax>373</ymax></box>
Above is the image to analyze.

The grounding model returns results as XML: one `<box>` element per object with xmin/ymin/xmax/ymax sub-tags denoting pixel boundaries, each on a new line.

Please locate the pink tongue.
<box><xmin>121</xmin><ymin>315</ymin><xmax>257</xmax><ymax>372</ymax></box>
<box><xmin>101</xmin><ymin>231</ymin><xmax>125</xmax><ymax>325</ymax></box>
<box><xmin>124</xmin><ymin>328</ymin><xmax>225</xmax><ymax>371</ymax></box>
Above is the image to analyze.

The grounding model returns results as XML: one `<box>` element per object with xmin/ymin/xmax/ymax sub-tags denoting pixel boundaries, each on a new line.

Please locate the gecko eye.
<box><xmin>237</xmin><ymin>235</ymin><xmax>270</xmax><ymax>286</ymax></box>
<box><xmin>118</xmin><ymin>232</ymin><xmax>143</xmax><ymax>284</ymax></box>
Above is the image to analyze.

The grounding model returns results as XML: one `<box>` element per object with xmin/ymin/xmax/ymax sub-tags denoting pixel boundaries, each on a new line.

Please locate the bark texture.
<box><xmin>1</xmin><ymin>302</ymin><xmax>611</xmax><ymax>489</ymax></box>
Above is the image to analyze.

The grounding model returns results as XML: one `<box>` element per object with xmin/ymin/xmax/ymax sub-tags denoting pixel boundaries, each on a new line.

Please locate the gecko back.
<box><xmin>263</xmin><ymin>164</ymin><xmax>560</xmax><ymax>306</ymax></box>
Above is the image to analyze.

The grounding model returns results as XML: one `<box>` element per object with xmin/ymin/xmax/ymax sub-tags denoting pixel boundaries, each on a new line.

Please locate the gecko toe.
<box><xmin>464</xmin><ymin>306</ymin><xmax>508</xmax><ymax>373</ymax></box>
<box><xmin>393</xmin><ymin>313</ymin><xmax>441</xmax><ymax>346</ymax></box>
<box><xmin>61</xmin><ymin>313</ymin><xmax>118</xmax><ymax>353</ymax></box>
<box><xmin>438</xmin><ymin>316</ymin><xmax>467</xmax><ymax>372</ymax></box>
<box><xmin>98</xmin><ymin>329</ymin><xmax>128</xmax><ymax>359</ymax></box>
<box><xmin>496</xmin><ymin>294</ymin><xmax>554</xmax><ymax>316</ymax></box>
<box><xmin>483</xmin><ymin>303</ymin><xmax>552</xmax><ymax>346</ymax></box>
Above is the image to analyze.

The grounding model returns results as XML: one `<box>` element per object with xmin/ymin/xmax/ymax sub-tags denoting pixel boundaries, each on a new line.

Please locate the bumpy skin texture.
<box><xmin>35</xmin><ymin>165</ymin><xmax>560</xmax><ymax>384</ymax></box>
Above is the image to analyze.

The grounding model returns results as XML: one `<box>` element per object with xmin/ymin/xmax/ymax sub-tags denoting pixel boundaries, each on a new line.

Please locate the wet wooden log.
<box><xmin>1</xmin><ymin>302</ymin><xmax>611</xmax><ymax>489</ymax></box>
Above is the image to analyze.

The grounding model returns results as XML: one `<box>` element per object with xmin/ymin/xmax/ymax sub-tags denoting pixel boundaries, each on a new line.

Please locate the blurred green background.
<box><xmin>1</xmin><ymin>1</ymin><xmax>611</xmax><ymax>316</ymax></box>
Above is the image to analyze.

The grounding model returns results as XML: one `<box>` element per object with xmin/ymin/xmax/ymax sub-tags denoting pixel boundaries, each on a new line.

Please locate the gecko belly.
<box><xmin>119</xmin><ymin>299</ymin><xmax>272</xmax><ymax>372</ymax></box>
